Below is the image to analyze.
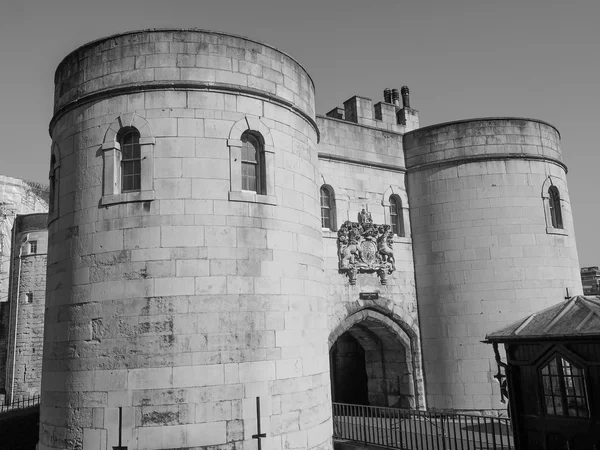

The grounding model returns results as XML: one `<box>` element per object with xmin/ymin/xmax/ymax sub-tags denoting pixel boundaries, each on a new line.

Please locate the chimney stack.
<box><xmin>401</xmin><ymin>86</ymin><xmax>410</xmax><ymax>109</ymax></box>
<box><xmin>392</xmin><ymin>89</ymin><xmax>400</xmax><ymax>106</ymax></box>
<box><xmin>383</xmin><ymin>88</ymin><xmax>392</xmax><ymax>104</ymax></box>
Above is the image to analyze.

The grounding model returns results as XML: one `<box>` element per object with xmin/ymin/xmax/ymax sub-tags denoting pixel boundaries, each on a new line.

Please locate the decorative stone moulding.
<box><xmin>337</xmin><ymin>209</ymin><xmax>396</xmax><ymax>285</ymax></box>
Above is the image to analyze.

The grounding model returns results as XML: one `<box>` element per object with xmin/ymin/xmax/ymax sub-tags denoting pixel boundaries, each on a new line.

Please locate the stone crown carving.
<box><xmin>337</xmin><ymin>210</ymin><xmax>395</xmax><ymax>285</ymax></box>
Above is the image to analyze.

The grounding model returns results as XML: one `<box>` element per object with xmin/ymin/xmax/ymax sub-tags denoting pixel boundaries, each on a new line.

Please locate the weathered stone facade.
<box><xmin>43</xmin><ymin>29</ymin><xmax>329</xmax><ymax>450</ymax></box>
<box><xmin>0</xmin><ymin>176</ymin><xmax>48</xmax><ymax>402</ymax></box>
<box><xmin>37</xmin><ymin>29</ymin><xmax>583</xmax><ymax>449</ymax></box>
<box><xmin>3</xmin><ymin>213</ymin><xmax>47</xmax><ymax>402</ymax></box>
<box><xmin>404</xmin><ymin>119</ymin><xmax>582</xmax><ymax>411</ymax></box>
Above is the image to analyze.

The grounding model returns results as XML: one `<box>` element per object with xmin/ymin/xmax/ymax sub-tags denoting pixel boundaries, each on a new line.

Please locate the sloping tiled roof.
<box><xmin>485</xmin><ymin>296</ymin><xmax>600</xmax><ymax>342</ymax></box>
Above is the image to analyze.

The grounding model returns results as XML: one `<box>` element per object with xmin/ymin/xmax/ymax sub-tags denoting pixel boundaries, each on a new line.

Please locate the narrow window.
<box><xmin>29</xmin><ymin>241</ymin><xmax>37</xmax><ymax>254</ymax></box>
<box><xmin>49</xmin><ymin>154</ymin><xmax>57</xmax><ymax>213</ymax></box>
<box><xmin>241</xmin><ymin>131</ymin><xmax>265</xmax><ymax>194</ymax></box>
<box><xmin>25</xmin><ymin>292</ymin><xmax>33</xmax><ymax>303</ymax></box>
<box><xmin>389</xmin><ymin>195</ymin><xmax>405</xmax><ymax>237</ymax></box>
<box><xmin>548</xmin><ymin>186</ymin><xmax>563</xmax><ymax>229</ymax></box>
<box><xmin>119</xmin><ymin>127</ymin><xmax>141</xmax><ymax>193</ymax></box>
<box><xmin>320</xmin><ymin>186</ymin><xmax>336</xmax><ymax>231</ymax></box>
<box><xmin>541</xmin><ymin>355</ymin><xmax>588</xmax><ymax>417</ymax></box>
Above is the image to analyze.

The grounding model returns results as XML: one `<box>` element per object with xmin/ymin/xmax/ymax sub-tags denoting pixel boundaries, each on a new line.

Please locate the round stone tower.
<box><xmin>42</xmin><ymin>30</ymin><xmax>331</xmax><ymax>450</ymax></box>
<box><xmin>404</xmin><ymin>118</ymin><xmax>582</xmax><ymax>412</ymax></box>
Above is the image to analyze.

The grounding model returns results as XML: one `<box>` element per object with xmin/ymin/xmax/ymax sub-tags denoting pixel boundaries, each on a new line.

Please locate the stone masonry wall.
<box><xmin>42</xmin><ymin>29</ymin><xmax>331</xmax><ymax>450</ymax></box>
<box><xmin>317</xmin><ymin>115</ymin><xmax>425</xmax><ymax>409</ymax></box>
<box><xmin>4</xmin><ymin>219</ymin><xmax>47</xmax><ymax>401</ymax></box>
<box><xmin>0</xmin><ymin>178</ymin><xmax>48</xmax><ymax>401</ymax></box>
<box><xmin>405</xmin><ymin>118</ymin><xmax>582</xmax><ymax>412</ymax></box>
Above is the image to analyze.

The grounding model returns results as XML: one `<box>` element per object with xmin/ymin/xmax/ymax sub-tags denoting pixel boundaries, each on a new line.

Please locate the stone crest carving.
<box><xmin>337</xmin><ymin>210</ymin><xmax>395</xmax><ymax>285</ymax></box>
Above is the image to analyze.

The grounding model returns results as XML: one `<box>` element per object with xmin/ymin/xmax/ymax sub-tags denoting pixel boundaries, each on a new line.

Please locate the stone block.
<box><xmin>94</xmin><ymin>370</ymin><xmax>128</xmax><ymax>391</ymax></box>
<box><xmin>205</xmin><ymin>226</ymin><xmax>237</xmax><ymax>247</ymax></box>
<box><xmin>154</xmin><ymin>157</ymin><xmax>183</xmax><ymax>178</ymax></box>
<box><xmin>145</xmin><ymin>91</ymin><xmax>187</xmax><ymax>110</ymax></box>
<box><xmin>155</xmin><ymin>137</ymin><xmax>196</xmax><ymax>158</ymax></box>
<box><xmin>204</xmin><ymin>119</ymin><xmax>235</xmax><ymax>139</ymax></box>
<box><xmin>161</xmin><ymin>225</ymin><xmax>205</xmax><ymax>248</ymax></box>
<box><xmin>155</xmin><ymin>277</ymin><xmax>195</xmax><ymax>296</ymax></box>
<box><xmin>210</xmin><ymin>260</ymin><xmax>237</xmax><ymax>276</ymax></box>
<box><xmin>188</xmin><ymin>92</ymin><xmax>225</xmax><ymax>110</ymax></box>
<box><xmin>276</xmin><ymin>359</ymin><xmax>303</xmax><ymax>379</ymax></box>
<box><xmin>238</xmin><ymin>361</ymin><xmax>276</xmax><ymax>382</ymax></box>
<box><xmin>226</xmin><ymin>276</ymin><xmax>254</xmax><ymax>294</ymax></box>
<box><xmin>176</xmin><ymin>259</ymin><xmax>210</xmax><ymax>277</ymax></box>
<box><xmin>92</xmin><ymin>230</ymin><xmax>123</xmax><ymax>253</ymax></box>
<box><xmin>178</xmin><ymin>118</ymin><xmax>205</xmax><ymax>137</ymax></box>
<box><xmin>186</xmin><ymin>421</ymin><xmax>227</xmax><ymax>446</ymax></box>
<box><xmin>82</xmin><ymin>428</ymin><xmax>106</xmax><ymax>450</ymax></box>
<box><xmin>151</xmin><ymin>118</ymin><xmax>178</xmax><ymax>136</ymax></box>
<box><xmin>173</xmin><ymin>364</ymin><xmax>224</xmax><ymax>387</ymax></box>
<box><xmin>195</xmin><ymin>276</ymin><xmax>227</xmax><ymax>295</ymax></box>
<box><xmin>182</xmin><ymin>158</ymin><xmax>229</xmax><ymax>179</ymax></box>
<box><xmin>191</xmin><ymin>178</ymin><xmax>230</xmax><ymax>199</ymax></box>
<box><xmin>237</xmin><ymin>96</ymin><xmax>263</xmax><ymax>116</ymax></box>
<box><xmin>128</xmin><ymin>367</ymin><xmax>173</xmax><ymax>389</ymax></box>
<box><xmin>124</xmin><ymin>227</ymin><xmax>161</xmax><ymax>250</ymax></box>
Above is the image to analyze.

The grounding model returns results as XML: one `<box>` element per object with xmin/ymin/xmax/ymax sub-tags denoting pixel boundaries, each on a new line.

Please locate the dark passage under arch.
<box><xmin>329</xmin><ymin>315</ymin><xmax>415</xmax><ymax>408</ymax></box>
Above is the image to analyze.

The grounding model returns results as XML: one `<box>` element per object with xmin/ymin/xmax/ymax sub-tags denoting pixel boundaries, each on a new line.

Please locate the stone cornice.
<box><xmin>49</xmin><ymin>82</ymin><xmax>320</xmax><ymax>143</ymax></box>
<box><xmin>406</xmin><ymin>153</ymin><xmax>568</xmax><ymax>174</ymax></box>
<box><xmin>403</xmin><ymin>116</ymin><xmax>561</xmax><ymax>139</ymax></box>
<box><xmin>318</xmin><ymin>152</ymin><xmax>406</xmax><ymax>173</ymax></box>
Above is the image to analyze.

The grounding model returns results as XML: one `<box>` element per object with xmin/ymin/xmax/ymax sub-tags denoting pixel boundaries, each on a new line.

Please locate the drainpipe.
<box><xmin>8</xmin><ymin>233</ymin><xmax>27</xmax><ymax>403</ymax></box>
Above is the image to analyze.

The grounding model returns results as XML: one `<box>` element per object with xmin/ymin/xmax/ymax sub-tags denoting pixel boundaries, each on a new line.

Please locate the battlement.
<box><xmin>326</xmin><ymin>87</ymin><xmax>419</xmax><ymax>133</ymax></box>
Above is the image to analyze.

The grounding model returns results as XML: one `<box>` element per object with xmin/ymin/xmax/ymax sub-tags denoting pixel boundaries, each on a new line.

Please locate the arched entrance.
<box><xmin>329</xmin><ymin>309</ymin><xmax>417</xmax><ymax>408</ymax></box>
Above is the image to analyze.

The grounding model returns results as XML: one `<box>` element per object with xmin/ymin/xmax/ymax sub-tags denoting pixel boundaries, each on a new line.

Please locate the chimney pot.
<box><xmin>392</xmin><ymin>89</ymin><xmax>400</xmax><ymax>106</ymax></box>
<box><xmin>383</xmin><ymin>89</ymin><xmax>392</xmax><ymax>104</ymax></box>
<box><xmin>401</xmin><ymin>86</ymin><xmax>410</xmax><ymax>109</ymax></box>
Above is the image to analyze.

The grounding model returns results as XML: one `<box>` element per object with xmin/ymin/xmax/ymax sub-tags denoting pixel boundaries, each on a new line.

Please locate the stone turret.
<box><xmin>42</xmin><ymin>29</ymin><xmax>332</xmax><ymax>450</ymax></box>
<box><xmin>404</xmin><ymin>118</ymin><xmax>582</xmax><ymax>412</ymax></box>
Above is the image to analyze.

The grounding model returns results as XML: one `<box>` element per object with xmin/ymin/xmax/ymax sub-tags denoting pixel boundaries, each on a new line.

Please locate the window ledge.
<box><xmin>101</xmin><ymin>190</ymin><xmax>155</xmax><ymax>207</ymax></box>
<box><xmin>547</xmin><ymin>227</ymin><xmax>568</xmax><ymax>236</ymax></box>
<box><xmin>322</xmin><ymin>229</ymin><xmax>338</xmax><ymax>239</ymax></box>
<box><xmin>229</xmin><ymin>191</ymin><xmax>277</xmax><ymax>205</ymax></box>
<box><xmin>393</xmin><ymin>236</ymin><xmax>412</xmax><ymax>244</ymax></box>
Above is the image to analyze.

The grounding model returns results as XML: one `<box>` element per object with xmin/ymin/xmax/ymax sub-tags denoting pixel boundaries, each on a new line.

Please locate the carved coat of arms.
<box><xmin>337</xmin><ymin>211</ymin><xmax>395</xmax><ymax>285</ymax></box>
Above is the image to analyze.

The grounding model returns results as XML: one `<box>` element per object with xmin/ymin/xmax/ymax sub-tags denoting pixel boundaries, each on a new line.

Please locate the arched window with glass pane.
<box><xmin>389</xmin><ymin>195</ymin><xmax>405</xmax><ymax>237</ymax></box>
<box><xmin>320</xmin><ymin>185</ymin><xmax>336</xmax><ymax>231</ymax></box>
<box><xmin>548</xmin><ymin>186</ymin><xmax>563</xmax><ymax>229</ymax></box>
<box><xmin>118</xmin><ymin>127</ymin><xmax>141</xmax><ymax>193</ymax></box>
<box><xmin>241</xmin><ymin>131</ymin><xmax>265</xmax><ymax>194</ymax></box>
<box><xmin>540</xmin><ymin>355</ymin><xmax>588</xmax><ymax>418</ymax></box>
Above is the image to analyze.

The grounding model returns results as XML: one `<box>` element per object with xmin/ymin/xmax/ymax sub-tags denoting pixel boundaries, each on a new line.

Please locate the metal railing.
<box><xmin>0</xmin><ymin>394</ymin><xmax>41</xmax><ymax>413</ymax></box>
<box><xmin>332</xmin><ymin>402</ymin><xmax>514</xmax><ymax>450</ymax></box>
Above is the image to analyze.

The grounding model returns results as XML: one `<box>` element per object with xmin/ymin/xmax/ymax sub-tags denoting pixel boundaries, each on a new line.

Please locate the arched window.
<box><xmin>227</xmin><ymin>117</ymin><xmax>276</xmax><ymax>205</ymax></box>
<box><xmin>320</xmin><ymin>185</ymin><xmax>336</xmax><ymax>231</ymax></box>
<box><xmin>241</xmin><ymin>131</ymin><xmax>265</xmax><ymax>194</ymax></box>
<box><xmin>101</xmin><ymin>114</ymin><xmax>155</xmax><ymax>206</ymax></box>
<box><xmin>548</xmin><ymin>186</ymin><xmax>563</xmax><ymax>229</ymax></box>
<box><xmin>118</xmin><ymin>127</ymin><xmax>141</xmax><ymax>193</ymax></box>
<box><xmin>389</xmin><ymin>195</ymin><xmax>405</xmax><ymax>237</ymax></box>
<box><xmin>540</xmin><ymin>355</ymin><xmax>588</xmax><ymax>417</ymax></box>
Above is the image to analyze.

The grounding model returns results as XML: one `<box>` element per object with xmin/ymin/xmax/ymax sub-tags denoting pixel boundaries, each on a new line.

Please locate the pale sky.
<box><xmin>1</xmin><ymin>0</ymin><xmax>598</xmax><ymax>265</ymax></box>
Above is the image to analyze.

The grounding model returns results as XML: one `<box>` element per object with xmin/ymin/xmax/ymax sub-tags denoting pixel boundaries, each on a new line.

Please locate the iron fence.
<box><xmin>332</xmin><ymin>402</ymin><xmax>514</xmax><ymax>450</ymax></box>
<box><xmin>0</xmin><ymin>394</ymin><xmax>40</xmax><ymax>413</ymax></box>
